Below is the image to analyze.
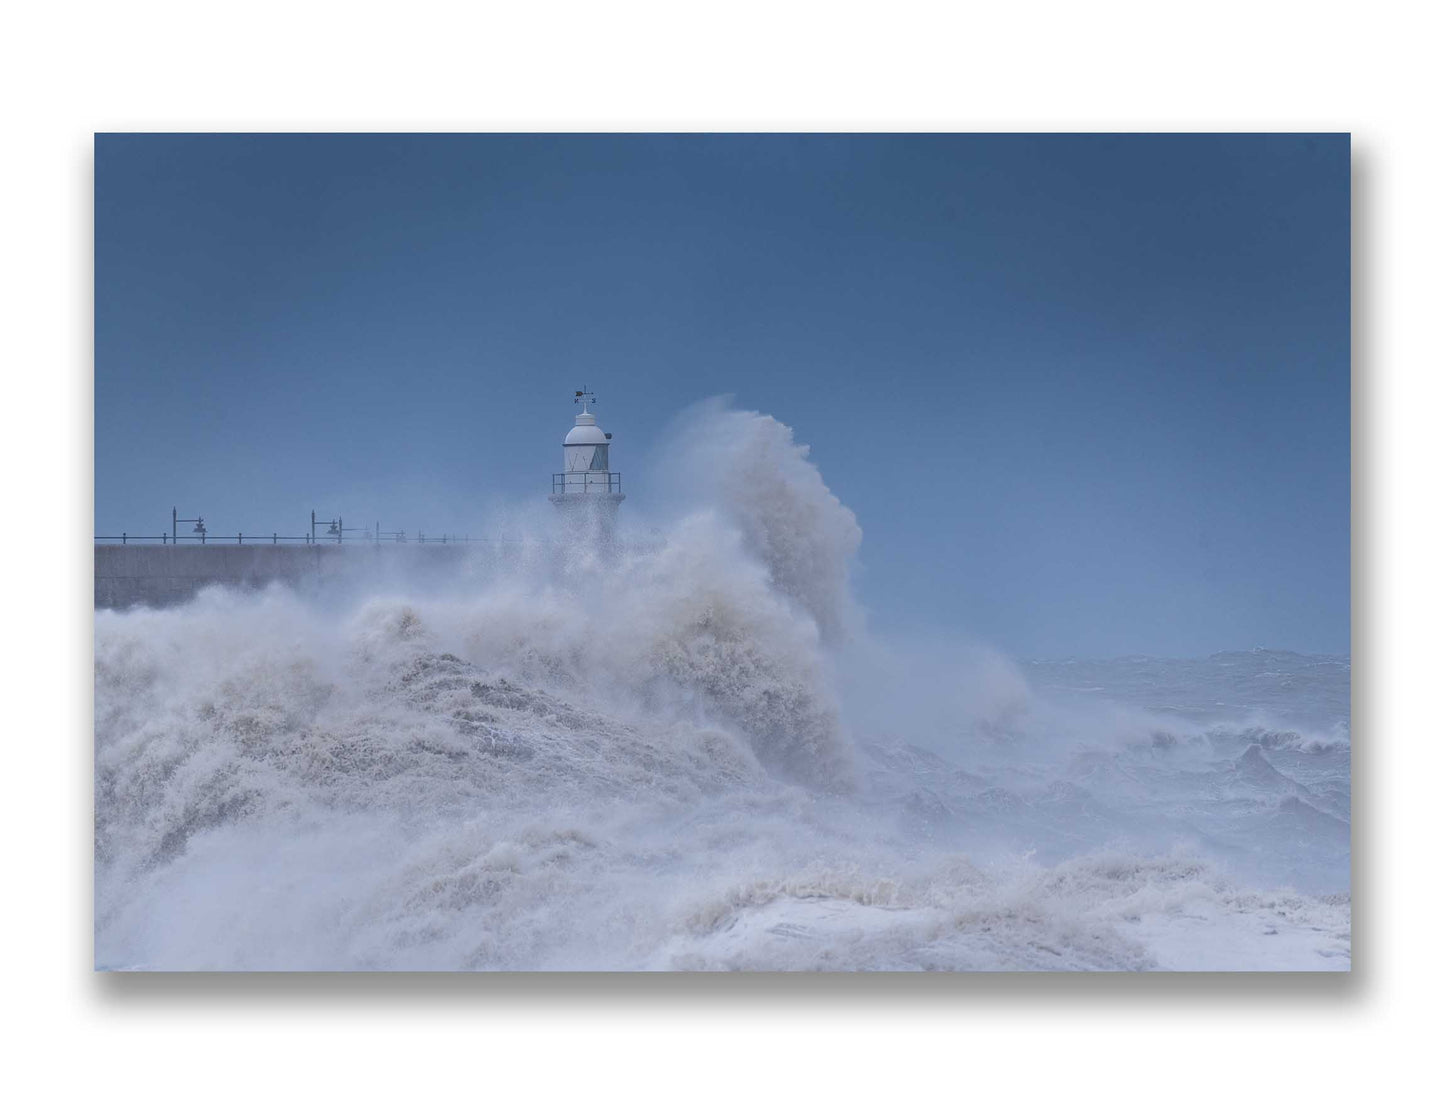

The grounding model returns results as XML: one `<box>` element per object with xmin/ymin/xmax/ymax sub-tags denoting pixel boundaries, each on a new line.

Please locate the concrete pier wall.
<box><xmin>94</xmin><ymin>544</ymin><xmax>484</xmax><ymax>610</ymax></box>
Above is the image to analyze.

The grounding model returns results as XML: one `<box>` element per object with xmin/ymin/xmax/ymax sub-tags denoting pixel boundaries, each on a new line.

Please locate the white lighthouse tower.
<box><xmin>549</xmin><ymin>388</ymin><xmax>624</xmax><ymax>534</ymax></box>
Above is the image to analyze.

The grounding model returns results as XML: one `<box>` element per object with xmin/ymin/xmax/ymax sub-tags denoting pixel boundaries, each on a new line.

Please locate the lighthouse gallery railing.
<box><xmin>551</xmin><ymin>472</ymin><xmax>623</xmax><ymax>494</ymax></box>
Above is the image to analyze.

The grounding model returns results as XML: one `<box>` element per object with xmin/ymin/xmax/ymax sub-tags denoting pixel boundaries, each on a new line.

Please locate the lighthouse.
<box><xmin>549</xmin><ymin>388</ymin><xmax>625</xmax><ymax>535</ymax></box>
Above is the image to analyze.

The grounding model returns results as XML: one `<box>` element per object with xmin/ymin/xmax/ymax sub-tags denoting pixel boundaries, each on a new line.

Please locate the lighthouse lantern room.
<box><xmin>549</xmin><ymin>388</ymin><xmax>625</xmax><ymax>525</ymax></box>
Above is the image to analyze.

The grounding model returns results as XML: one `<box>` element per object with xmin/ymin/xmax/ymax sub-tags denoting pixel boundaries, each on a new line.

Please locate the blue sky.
<box><xmin>95</xmin><ymin>133</ymin><xmax>1349</xmax><ymax>658</ymax></box>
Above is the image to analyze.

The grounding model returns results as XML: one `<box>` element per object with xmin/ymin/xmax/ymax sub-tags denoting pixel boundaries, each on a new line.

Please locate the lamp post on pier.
<box><xmin>172</xmin><ymin>507</ymin><xmax>206</xmax><ymax>544</ymax></box>
<box><xmin>310</xmin><ymin>511</ymin><xmax>369</xmax><ymax>543</ymax></box>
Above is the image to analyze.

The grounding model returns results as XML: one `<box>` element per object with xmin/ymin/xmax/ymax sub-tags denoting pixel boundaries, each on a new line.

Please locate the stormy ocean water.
<box><xmin>94</xmin><ymin>406</ymin><xmax>1350</xmax><ymax>971</ymax></box>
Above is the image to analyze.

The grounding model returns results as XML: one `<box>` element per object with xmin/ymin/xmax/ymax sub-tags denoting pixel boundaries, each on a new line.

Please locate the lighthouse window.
<box><xmin>589</xmin><ymin>444</ymin><xmax>609</xmax><ymax>470</ymax></box>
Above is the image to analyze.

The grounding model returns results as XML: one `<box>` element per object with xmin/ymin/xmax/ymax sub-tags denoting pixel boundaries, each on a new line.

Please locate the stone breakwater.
<box><xmin>94</xmin><ymin>544</ymin><xmax>483</xmax><ymax>609</ymax></box>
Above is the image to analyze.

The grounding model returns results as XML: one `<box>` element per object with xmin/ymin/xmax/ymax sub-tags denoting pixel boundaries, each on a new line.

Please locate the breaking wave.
<box><xmin>94</xmin><ymin>404</ymin><xmax>1350</xmax><ymax>970</ymax></box>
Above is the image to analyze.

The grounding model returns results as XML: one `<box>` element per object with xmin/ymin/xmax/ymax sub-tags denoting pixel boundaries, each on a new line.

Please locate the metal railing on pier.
<box><xmin>93</xmin><ymin>532</ymin><xmax>532</xmax><ymax>545</ymax></box>
<box><xmin>95</xmin><ymin>508</ymin><xmax>531</xmax><ymax>546</ymax></box>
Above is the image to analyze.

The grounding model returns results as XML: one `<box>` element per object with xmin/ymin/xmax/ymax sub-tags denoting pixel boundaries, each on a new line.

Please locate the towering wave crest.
<box><xmin>94</xmin><ymin>402</ymin><xmax>1350</xmax><ymax>970</ymax></box>
<box><xmin>653</xmin><ymin>400</ymin><xmax>863</xmax><ymax>644</ymax></box>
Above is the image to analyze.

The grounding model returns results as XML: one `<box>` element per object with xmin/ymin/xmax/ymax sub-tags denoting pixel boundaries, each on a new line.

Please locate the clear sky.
<box><xmin>95</xmin><ymin>133</ymin><xmax>1349</xmax><ymax>659</ymax></box>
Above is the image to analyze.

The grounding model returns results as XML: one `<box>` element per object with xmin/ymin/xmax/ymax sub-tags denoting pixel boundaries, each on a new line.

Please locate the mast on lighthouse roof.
<box><xmin>549</xmin><ymin>387</ymin><xmax>625</xmax><ymax>534</ymax></box>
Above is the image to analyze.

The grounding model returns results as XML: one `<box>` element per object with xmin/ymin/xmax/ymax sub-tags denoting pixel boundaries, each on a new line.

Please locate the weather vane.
<box><xmin>574</xmin><ymin>386</ymin><xmax>596</xmax><ymax>412</ymax></box>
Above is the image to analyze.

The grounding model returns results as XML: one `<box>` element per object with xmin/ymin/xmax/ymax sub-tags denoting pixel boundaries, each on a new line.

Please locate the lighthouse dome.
<box><xmin>565</xmin><ymin>411</ymin><xmax>608</xmax><ymax>446</ymax></box>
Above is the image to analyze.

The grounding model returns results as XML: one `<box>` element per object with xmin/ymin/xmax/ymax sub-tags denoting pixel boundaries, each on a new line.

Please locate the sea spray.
<box><xmin>95</xmin><ymin>403</ymin><xmax>1350</xmax><ymax>970</ymax></box>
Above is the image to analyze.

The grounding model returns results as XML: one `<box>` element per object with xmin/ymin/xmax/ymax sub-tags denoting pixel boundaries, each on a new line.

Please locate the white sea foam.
<box><xmin>94</xmin><ymin>404</ymin><xmax>1350</xmax><ymax>970</ymax></box>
